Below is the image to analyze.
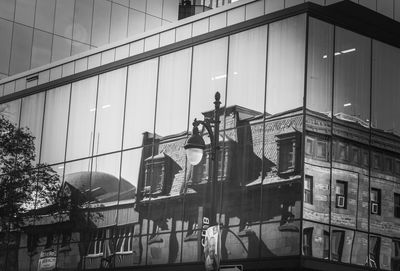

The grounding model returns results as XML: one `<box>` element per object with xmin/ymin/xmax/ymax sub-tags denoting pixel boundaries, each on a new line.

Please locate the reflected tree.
<box><xmin>0</xmin><ymin>115</ymin><xmax>60</xmax><ymax>230</ymax></box>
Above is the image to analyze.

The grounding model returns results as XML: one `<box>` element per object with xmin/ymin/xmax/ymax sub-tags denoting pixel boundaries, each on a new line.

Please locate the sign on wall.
<box><xmin>203</xmin><ymin>224</ymin><xmax>221</xmax><ymax>271</ymax></box>
<box><xmin>37</xmin><ymin>248</ymin><xmax>56</xmax><ymax>271</ymax></box>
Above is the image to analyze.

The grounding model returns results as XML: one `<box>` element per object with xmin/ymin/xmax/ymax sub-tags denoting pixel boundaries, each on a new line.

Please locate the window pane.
<box><xmin>372</xmin><ymin>40</ymin><xmax>400</xmax><ymax>135</ymax></box>
<box><xmin>41</xmin><ymin>85</ymin><xmax>71</xmax><ymax>165</ymax></box>
<box><xmin>110</xmin><ymin>2</ymin><xmax>128</xmax><ymax>42</ymax></box>
<box><xmin>128</xmin><ymin>9</ymin><xmax>145</xmax><ymax>37</ymax></box>
<box><xmin>71</xmin><ymin>41</ymin><xmax>90</xmax><ymax>56</ymax></box>
<box><xmin>266</xmin><ymin>15</ymin><xmax>306</xmax><ymax>115</ymax></box>
<box><xmin>124</xmin><ymin>59</ymin><xmax>158</xmax><ymax>149</ymax></box>
<box><xmin>145</xmin><ymin>14</ymin><xmax>162</xmax><ymax>31</ymax></box>
<box><xmin>73</xmin><ymin>0</ymin><xmax>93</xmax><ymax>44</ymax></box>
<box><xmin>0</xmin><ymin>18</ymin><xmax>12</xmax><ymax>75</ymax></box>
<box><xmin>35</xmin><ymin>0</ymin><xmax>56</xmax><ymax>32</ymax></box>
<box><xmin>66</xmin><ymin>76</ymin><xmax>98</xmax><ymax>161</ymax></box>
<box><xmin>92</xmin><ymin>0</ymin><xmax>111</xmax><ymax>47</ymax></box>
<box><xmin>307</xmin><ymin>18</ymin><xmax>333</xmax><ymax>114</ymax></box>
<box><xmin>15</xmin><ymin>0</ymin><xmax>35</xmax><ymax>27</ymax></box>
<box><xmin>10</xmin><ymin>23</ymin><xmax>33</xmax><ymax>75</ymax></box>
<box><xmin>190</xmin><ymin>38</ymin><xmax>227</xmax><ymax>124</ymax></box>
<box><xmin>156</xmin><ymin>48</ymin><xmax>191</xmax><ymax>136</ymax></box>
<box><xmin>227</xmin><ymin>25</ymin><xmax>267</xmax><ymax>113</ymax></box>
<box><xmin>94</xmin><ymin>68</ymin><xmax>127</xmax><ymax>155</ymax></box>
<box><xmin>0</xmin><ymin>99</ymin><xmax>21</xmax><ymax>126</ymax></box>
<box><xmin>0</xmin><ymin>0</ymin><xmax>15</xmax><ymax>21</ymax></box>
<box><xmin>147</xmin><ymin>0</ymin><xmax>163</xmax><ymax>17</ymax></box>
<box><xmin>54</xmin><ymin>0</ymin><xmax>74</xmax><ymax>38</ymax></box>
<box><xmin>333</xmin><ymin>27</ymin><xmax>371</xmax><ymax>125</ymax></box>
<box><xmin>31</xmin><ymin>29</ymin><xmax>52</xmax><ymax>69</ymax></box>
<box><xmin>52</xmin><ymin>35</ymin><xmax>71</xmax><ymax>62</ymax></box>
<box><xmin>121</xmin><ymin>148</ymin><xmax>143</xmax><ymax>193</ymax></box>
<box><xmin>20</xmin><ymin>93</ymin><xmax>45</xmax><ymax>165</ymax></box>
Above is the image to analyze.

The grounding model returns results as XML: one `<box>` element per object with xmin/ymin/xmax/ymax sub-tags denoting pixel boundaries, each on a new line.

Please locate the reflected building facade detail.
<box><xmin>1</xmin><ymin>1</ymin><xmax>400</xmax><ymax>270</ymax></box>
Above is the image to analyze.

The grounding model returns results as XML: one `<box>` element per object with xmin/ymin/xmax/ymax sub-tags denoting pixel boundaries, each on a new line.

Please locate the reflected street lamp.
<box><xmin>184</xmin><ymin>91</ymin><xmax>221</xmax><ymax>226</ymax></box>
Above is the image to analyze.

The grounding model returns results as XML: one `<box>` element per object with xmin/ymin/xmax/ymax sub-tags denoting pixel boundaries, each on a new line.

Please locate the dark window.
<box><xmin>276</xmin><ymin>132</ymin><xmax>300</xmax><ymax>174</ymax></box>
<box><xmin>331</xmin><ymin>230</ymin><xmax>345</xmax><ymax>262</ymax></box>
<box><xmin>45</xmin><ymin>233</ymin><xmax>53</xmax><ymax>249</ymax></box>
<box><xmin>87</xmin><ymin>229</ymin><xmax>105</xmax><ymax>256</ymax></box>
<box><xmin>27</xmin><ymin>234</ymin><xmax>39</xmax><ymax>253</ymax></box>
<box><xmin>385</xmin><ymin>157</ymin><xmax>393</xmax><ymax>173</ymax></box>
<box><xmin>59</xmin><ymin>231</ymin><xmax>71</xmax><ymax>251</ymax></box>
<box><xmin>304</xmin><ymin>175</ymin><xmax>313</xmax><ymax>204</ymax></box>
<box><xmin>394</xmin><ymin>193</ymin><xmax>400</xmax><ymax>218</ymax></box>
<box><xmin>371</xmin><ymin>188</ymin><xmax>381</xmax><ymax>215</ymax></box>
<box><xmin>395</xmin><ymin>160</ymin><xmax>400</xmax><ymax>175</ymax></box>
<box><xmin>337</xmin><ymin>142</ymin><xmax>348</xmax><ymax>161</ymax></box>
<box><xmin>303</xmin><ymin>228</ymin><xmax>313</xmax><ymax>256</ymax></box>
<box><xmin>323</xmin><ymin>231</ymin><xmax>330</xmax><ymax>259</ymax></box>
<box><xmin>184</xmin><ymin>218</ymin><xmax>199</xmax><ymax>241</ymax></box>
<box><xmin>143</xmin><ymin>153</ymin><xmax>172</xmax><ymax>196</ymax></box>
<box><xmin>362</xmin><ymin>150</ymin><xmax>369</xmax><ymax>167</ymax></box>
<box><xmin>316</xmin><ymin>141</ymin><xmax>328</xmax><ymax>160</ymax></box>
<box><xmin>112</xmin><ymin>225</ymin><xmax>134</xmax><ymax>253</ymax></box>
<box><xmin>305</xmin><ymin>137</ymin><xmax>313</xmax><ymax>156</ymax></box>
<box><xmin>393</xmin><ymin>240</ymin><xmax>400</xmax><ymax>271</ymax></box>
<box><xmin>335</xmin><ymin>181</ymin><xmax>347</xmax><ymax>209</ymax></box>
<box><xmin>373</xmin><ymin>153</ymin><xmax>382</xmax><ymax>170</ymax></box>
<box><xmin>351</xmin><ymin>147</ymin><xmax>360</xmax><ymax>164</ymax></box>
<box><xmin>368</xmin><ymin>236</ymin><xmax>380</xmax><ymax>268</ymax></box>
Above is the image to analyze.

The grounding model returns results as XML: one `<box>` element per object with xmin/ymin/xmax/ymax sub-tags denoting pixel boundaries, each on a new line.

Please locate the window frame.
<box><xmin>394</xmin><ymin>193</ymin><xmax>400</xmax><ymax>218</ymax></box>
<box><xmin>304</xmin><ymin>175</ymin><xmax>313</xmax><ymax>205</ymax></box>
<box><xmin>335</xmin><ymin>181</ymin><xmax>347</xmax><ymax>209</ymax></box>
<box><xmin>370</xmin><ymin>188</ymin><xmax>381</xmax><ymax>215</ymax></box>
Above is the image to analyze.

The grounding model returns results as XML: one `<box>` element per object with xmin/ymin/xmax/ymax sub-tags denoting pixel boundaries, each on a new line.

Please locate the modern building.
<box><xmin>1</xmin><ymin>0</ymin><xmax>400</xmax><ymax>270</ymax></box>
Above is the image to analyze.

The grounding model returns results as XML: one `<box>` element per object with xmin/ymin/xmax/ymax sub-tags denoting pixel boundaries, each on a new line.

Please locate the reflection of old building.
<box><xmin>2</xmin><ymin>0</ymin><xmax>400</xmax><ymax>270</ymax></box>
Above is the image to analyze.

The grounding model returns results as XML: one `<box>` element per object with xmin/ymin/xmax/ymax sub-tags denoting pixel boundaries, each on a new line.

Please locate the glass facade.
<box><xmin>0</xmin><ymin>0</ymin><xmax>180</xmax><ymax>79</ymax></box>
<box><xmin>1</xmin><ymin>2</ymin><xmax>400</xmax><ymax>271</ymax></box>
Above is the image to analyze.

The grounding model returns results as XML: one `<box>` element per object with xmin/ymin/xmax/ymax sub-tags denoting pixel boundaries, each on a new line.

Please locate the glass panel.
<box><xmin>94</xmin><ymin>68</ymin><xmax>127</xmax><ymax>155</ymax></box>
<box><xmin>266</xmin><ymin>14</ymin><xmax>306</xmax><ymax>115</ymax></box>
<box><xmin>331</xmin><ymin>227</ymin><xmax>354</xmax><ymax>263</ymax></box>
<box><xmin>302</xmin><ymin>221</ymin><xmax>330</xmax><ymax>259</ymax></box>
<box><xmin>73</xmin><ymin>0</ymin><xmax>93</xmax><ymax>44</ymax></box>
<box><xmin>20</xmin><ymin>93</ymin><xmax>45</xmax><ymax>165</ymax></box>
<box><xmin>192</xmin><ymin>18</ymin><xmax>208</xmax><ymax>36</ymax></box>
<box><xmin>371</xmin><ymin>40</ymin><xmax>400</xmax><ymax>135</ymax></box>
<box><xmin>10</xmin><ymin>23</ymin><xmax>33</xmax><ymax>75</ymax></box>
<box><xmin>227</xmin><ymin>6</ymin><xmax>245</xmax><ymax>26</ymax></box>
<box><xmin>246</xmin><ymin>0</ymin><xmax>264</xmax><ymax>20</ymax></box>
<box><xmin>377</xmin><ymin>0</ymin><xmax>393</xmax><ymax>17</ymax></box>
<box><xmin>40</xmin><ymin>85</ymin><xmax>71</xmax><ymax>165</ymax></box>
<box><xmin>66</xmin><ymin>76</ymin><xmax>98</xmax><ymax>161</ymax></box>
<box><xmin>261</xmin><ymin>221</ymin><xmax>300</xmax><ymax>256</ymax></box>
<box><xmin>227</xmin><ymin>25</ymin><xmax>267</xmax><ymax>114</ymax></box>
<box><xmin>0</xmin><ymin>99</ymin><xmax>21</xmax><ymax>126</ymax></box>
<box><xmin>156</xmin><ymin>48</ymin><xmax>191</xmax><ymax>136</ymax></box>
<box><xmin>15</xmin><ymin>0</ymin><xmax>35</xmax><ymax>27</ymax></box>
<box><xmin>71</xmin><ymin>41</ymin><xmax>90</xmax><ymax>56</ymax></box>
<box><xmin>163</xmin><ymin>0</ymin><xmax>179</xmax><ymax>21</ymax></box>
<box><xmin>0</xmin><ymin>0</ymin><xmax>15</xmax><ymax>20</ymax></box>
<box><xmin>54</xmin><ymin>0</ymin><xmax>75</xmax><ymax>39</ymax></box>
<box><xmin>0</xmin><ymin>18</ymin><xmax>12</xmax><ymax>75</ymax></box>
<box><xmin>333</xmin><ymin>27</ymin><xmax>371</xmax><ymax>125</ymax></box>
<box><xmin>121</xmin><ymin>148</ymin><xmax>143</xmax><ymax>198</ymax></box>
<box><xmin>147</xmin><ymin>0</ymin><xmax>163</xmax><ymax>17</ymax></box>
<box><xmin>124</xmin><ymin>59</ymin><xmax>158</xmax><ymax>149</ymax></box>
<box><xmin>92</xmin><ymin>0</ymin><xmax>111</xmax><ymax>47</ymax></box>
<box><xmin>306</xmin><ymin>18</ymin><xmax>333</xmax><ymax>114</ymax></box>
<box><xmin>128</xmin><ymin>9</ymin><xmax>145</xmax><ymax>37</ymax></box>
<box><xmin>145</xmin><ymin>14</ymin><xmax>162</xmax><ymax>31</ymax></box>
<box><xmin>110</xmin><ymin>2</ymin><xmax>128</xmax><ymax>43</ymax></box>
<box><xmin>265</xmin><ymin>0</ymin><xmax>284</xmax><ymax>13</ymax></box>
<box><xmin>209</xmin><ymin>12</ymin><xmax>226</xmax><ymax>31</ymax></box>
<box><xmin>31</xmin><ymin>29</ymin><xmax>52</xmax><ymax>69</ymax></box>
<box><xmin>51</xmin><ymin>35</ymin><xmax>72</xmax><ymax>62</ymax></box>
<box><xmin>35</xmin><ymin>0</ymin><xmax>56</xmax><ymax>32</ymax></box>
<box><xmin>286</xmin><ymin>0</ymin><xmax>304</xmax><ymax>7</ymax></box>
<box><xmin>160</xmin><ymin>29</ymin><xmax>175</xmax><ymax>47</ymax></box>
<box><xmin>130</xmin><ymin>0</ymin><xmax>146</xmax><ymax>11</ymax></box>
<box><xmin>176</xmin><ymin>24</ymin><xmax>192</xmax><ymax>42</ymax></box>
<box><xmin>190</xmin><ymin>38</ymin><xmax>227</xmax><ymax>125</ymax></box>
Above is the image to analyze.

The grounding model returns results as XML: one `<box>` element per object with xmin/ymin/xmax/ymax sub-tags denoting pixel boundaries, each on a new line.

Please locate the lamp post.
<box><xmin>184</xmin><ymin>91</ymin><xmax>221</xmax><ymax>226</ymax></box>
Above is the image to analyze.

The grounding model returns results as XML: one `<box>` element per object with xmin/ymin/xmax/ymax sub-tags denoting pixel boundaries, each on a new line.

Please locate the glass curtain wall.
<box><xmin>0</xmin><ymin>14</ymin><xmax>311</xmax><ymax>270</ymax></box>
<box><xmin>306</xmin><ymin>16</ymin><xmax>400</xmax><ymax>271</ymax></box>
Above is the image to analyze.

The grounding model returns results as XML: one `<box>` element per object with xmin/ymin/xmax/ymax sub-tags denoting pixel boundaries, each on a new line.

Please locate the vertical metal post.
<box><xmin>210</xmin><ymin>92</ymin><xmax>221</xmax><ymax>225</ymax></box>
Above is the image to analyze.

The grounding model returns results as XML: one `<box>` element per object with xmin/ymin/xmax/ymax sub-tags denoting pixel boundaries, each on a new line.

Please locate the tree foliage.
<box><xmin>0</xmin><ymin>116</ymin><xmax>60</xmax><ymax>229</ymax></box>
